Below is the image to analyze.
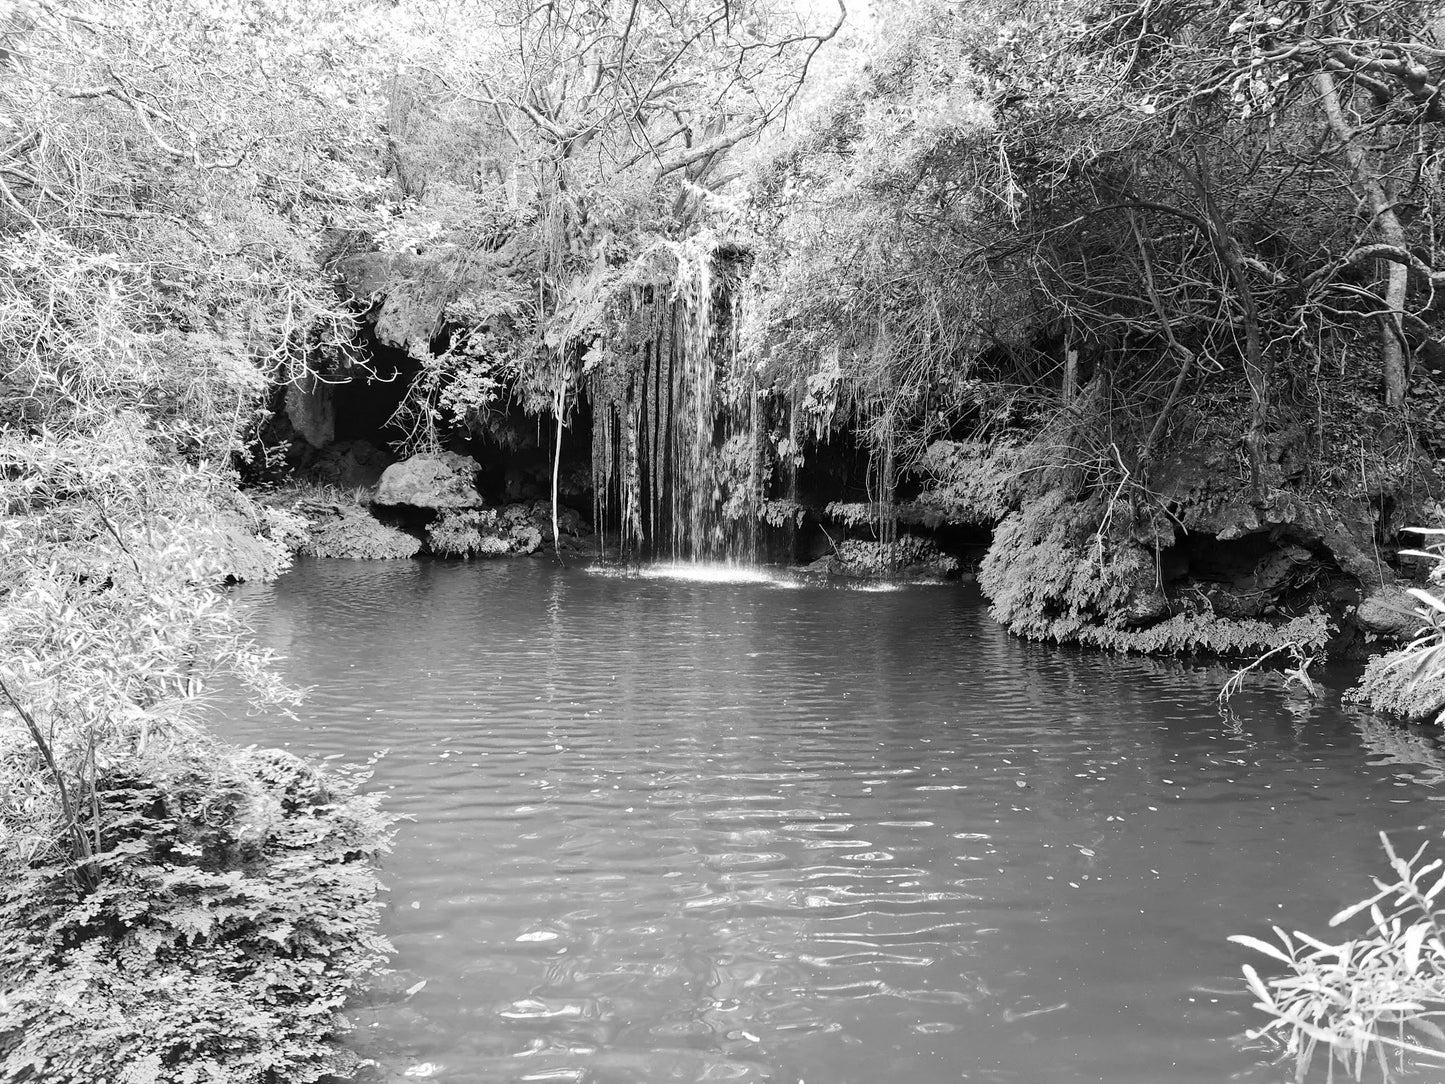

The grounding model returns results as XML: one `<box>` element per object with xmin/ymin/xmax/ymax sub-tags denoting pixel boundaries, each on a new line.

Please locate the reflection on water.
<box><xmin>217</xmin><ymin>559</ymin><xmax>1443</xmax><ymax>1084</ymax></box>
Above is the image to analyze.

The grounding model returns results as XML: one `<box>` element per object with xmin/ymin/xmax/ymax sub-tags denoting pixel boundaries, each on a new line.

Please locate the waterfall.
<box><xmin>586</xmin><ymin>239</ymin><xmax>760</xmax><ymax>563</ymax></box>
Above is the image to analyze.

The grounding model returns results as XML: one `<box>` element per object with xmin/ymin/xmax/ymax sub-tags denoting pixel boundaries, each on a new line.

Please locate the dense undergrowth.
<box><xmin>0</xmin><ymin>2</ymin><xmax>398</xmax><ymax>1080</ymax></box>
<box><xmin>1347</xmin><ymin>531</ymin><xmax>1445</xmax><ymax>725</ymax></box>
<box><xmin>0</xmin><ymin>746</ymin><xmax>392</xmax><ymax>1084</ymax></box>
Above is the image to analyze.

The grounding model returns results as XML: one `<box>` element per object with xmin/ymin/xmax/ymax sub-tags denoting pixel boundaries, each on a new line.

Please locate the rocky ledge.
<box><xmin>262</xmin><ymin>452</ymin><xmax>594</xmax><ymax>562</ymax></box>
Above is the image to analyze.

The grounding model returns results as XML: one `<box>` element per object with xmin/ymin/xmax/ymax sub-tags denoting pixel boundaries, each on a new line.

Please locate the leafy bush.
<box><xmin>286</xmin><ymin>498</ymin><xmax>423</xmax><ymax>561</ymax></box>
<box><xmin>834</xmin><ymin>536</ymin><xmax>960</xmax><ymax>576</ymax></box>
<box><xmin>1348</xmin><ymin>650</ymin><xmax>1445</xmax><ymax>724</ymax></box>
<box><xmin>426</xmin><ymin>508</ymin><xmax>502</xmax><ymax>557</ymax></box>
<box><xmin>979</xmin><ymin>491</ymin><xmax>1333</xmax><ymax>655</ymax></box>
<box><xmin>979</xmin><ymin>491</ymin><xmax>1156</xmax><ymax>640</ymax></box>
<box><xmin>1232</xmin><ymin>833</ymin><xmax>1445</xmax><ymax>1082</ymax></box>
<box><xmin>0</xmin><ymin>744</ymin><xmax>393</xmax><ymax>1084</ymax></box>
<box><xmin>0</xmin><ymin>9</ymin><xmax>399</xmax><ymax>1080</ymax></box>
<box><xmin>0</xmin><ymin>417</ymin><xmax>397</xmax><ymax>1083</ymax></box>
<box><xmin>1348</xmin><ymin>529</ymin><xmax>1445</xmax><ymax>724</ymax></box>
<box><xmin>911</xmin><ymin>439</ymin><xmax>1024</xmax><ymax>525</ymax></box>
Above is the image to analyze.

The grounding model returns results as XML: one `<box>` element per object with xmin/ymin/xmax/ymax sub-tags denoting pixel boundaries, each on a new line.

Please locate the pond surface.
<box><xmin>220</xmin><ymin>559</ymin><xmax>1445</xmax><ymax>1084</ymax></box>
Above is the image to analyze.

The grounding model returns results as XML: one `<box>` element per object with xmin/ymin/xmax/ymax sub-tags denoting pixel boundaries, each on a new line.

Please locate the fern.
<box><xmin>980</xmin><ymin>492</ymin><xmax>1333</xmax><ymax>655</ymax></box>
<box><xmin>0</xmin><ymin>747</ymin><xmax>395</xmax><ymax>1084</ymax></box>
<box><xmin>1348</xmin><ymin>530</ymin><xmax>1445</xmax><ymax>723</ymax></box>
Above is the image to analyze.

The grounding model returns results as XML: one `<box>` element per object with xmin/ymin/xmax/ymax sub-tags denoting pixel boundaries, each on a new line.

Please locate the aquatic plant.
<box><xmin>1232</xmin><ymin>833</ymin><xmax>1445</xmax><ymax>1082</ymax></box>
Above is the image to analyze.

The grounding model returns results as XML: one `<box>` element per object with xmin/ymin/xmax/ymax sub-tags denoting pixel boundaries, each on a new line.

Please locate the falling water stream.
<box><xmin>587</xmin><ymin>240</ymin><xmax>763</xmax><ymax>563</ymax></box>
<box><xmin>218</xmin><ymin>559</ymin><xmax>1445</xmax><ymax>1084</ymax></box>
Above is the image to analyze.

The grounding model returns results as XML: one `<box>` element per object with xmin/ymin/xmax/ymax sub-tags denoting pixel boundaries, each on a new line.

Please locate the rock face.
<box><xmin>311</xmin><ymin>440</ymin><xmax>391</xmax><ymax>490</ymax></box>
<box><xmin>284</xmin><ymin>375</ymin><xmax>335</xmax><ymax>449</ymax></box>
<box><xmin>1357</xmin><ymin>584</ymin><xmax>1429</xmax><ymax>641</ymax></box>
<box><xmin>374</xmin><ymin>452</ymin><xmax>484</xmax><ymax>510</ymax></box>
<box><xmin>337</xmin><ymin>252</ymin><xmax>453</xmax><ymax>352</ymax></box>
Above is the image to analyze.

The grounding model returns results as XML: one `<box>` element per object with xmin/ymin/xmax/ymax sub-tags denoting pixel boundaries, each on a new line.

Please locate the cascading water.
<box><xmin>587</xmin><ymin>238</ymin><xmax>763</xmax><ymax>564</ymax></box>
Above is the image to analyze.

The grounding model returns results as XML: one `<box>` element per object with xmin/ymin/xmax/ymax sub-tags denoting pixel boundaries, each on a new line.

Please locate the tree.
<box><xmin>359</xmin><ymin>0</ymin><xmax>846</xmax><ymax>552</ymax></box>
<box><xmin>0</xmin><ymin>6</ymin><xmax>397</xmax><ymax>1075</ymax></box>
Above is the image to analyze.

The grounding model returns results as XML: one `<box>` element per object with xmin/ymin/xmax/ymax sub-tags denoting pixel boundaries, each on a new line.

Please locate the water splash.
<box><xmin>584</xmin><ymin>561</ymin><xmax>800</xmax><ymax>587</ymax></box>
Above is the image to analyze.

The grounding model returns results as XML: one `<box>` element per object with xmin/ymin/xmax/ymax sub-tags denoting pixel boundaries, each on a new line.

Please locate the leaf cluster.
<box><xmin>1348</xmin><ymin>529</ymin><xmax>1445</xmax><ymax>723</ymax></box>
<box><xmin>979</xmin><ymin>489</ymin><xmax>1332</xmax><ymax>654</ymax></box>
<box><xmin>0</xmin><ymin>745</ymin><xmax>394</xmax><ymax>1084</ymax></box>
<box><xmin>1232</xmin><ymin>832</ymin><xmax>1445</xmax><ymax>1082</ymax></box>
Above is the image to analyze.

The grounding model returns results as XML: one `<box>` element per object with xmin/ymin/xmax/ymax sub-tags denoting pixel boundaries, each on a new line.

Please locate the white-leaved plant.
<box><xmin>1231</xmin><ymin>833</ymin><xmax>1445</xmax><ymax>1082</ymax></box>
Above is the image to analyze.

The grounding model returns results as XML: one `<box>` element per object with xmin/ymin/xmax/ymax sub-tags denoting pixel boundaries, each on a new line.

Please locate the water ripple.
<box><xmin>218</xmin><ymin>559</ymin><xmax>1441</xmax><ymax>1084</ymax></box>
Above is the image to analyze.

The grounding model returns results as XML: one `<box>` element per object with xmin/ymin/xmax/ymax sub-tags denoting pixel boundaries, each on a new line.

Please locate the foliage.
<box><xmin>1232</xmin><ymin>832</ymin><xmax>1445</xmax><ymax>1083</ymax></box>
<box><xmin>259</xmin><ymin>486</ymin><xmax>423</xmax><ymax>562</ymax></box>
<box><xmin>0</xmin><ymin>744</ymin><xmax>394</xmax><ymax>1084</ymax></box>
<box><xmin>361</xmin><ymin>0</ymin><xmax>848</xmax><ymax>427</ymax></box>
<box><xmin>979</xmin><ymin>491</ymin><xmax>1332</xmax><ymax>654</ymax></box>
<box><xmin>737</xmin><ymin>0</ymin><xmax>1445</xmax><ymax>585</ymax></box>
<box><xmin>426</xmin><ymin>509</ymin><xmax>504</xmax><ymax>558</ymax></box>
<box><xmin>293</xmin><ymin>502</ymin><xmax>422</xmax><ymax>561</ymax></box>
<box><xmin>758</xmin><ymin>499</ymin><xmax>807</xmax><ymax>529</ymax></box>
<box><xmin>1066</xmin><ymin>609</ymin><xmax>1330</xmax><ymax>657</ymax></box>
<box><xmin>911</xmin><ymin>440</ymin><xmax>1026</xmax><ymax>526</ymax></box>
<box><xmin>1</xmin><ymin>4</ymin><xmax>399</xmax><ymax>1079</ymax></box>
<box><xmin>979</xmin><ymin>491</ymin><xmax>1154</xmax><ymax>639</ymax></box>
<box><xmin>1349</xmin><ymin>651</ymin><xmax>1445</xmax><ymax>725</ymax></box>
<box><xmin>1348</xmin><ymin>529</ymin><xmax>1445</xmax><ymax>724</ymax></box>
<box><xmin>0</xmin><ymin>417</ymin><xmax>397</xmax><ymax>1081</ymax></box>
<box><xmin>833</xmin><ymin>536</ymin><xmax>961</xmax><ymax>577</ymax></box>
<box><xmin>0</xmin><ymin>0</ymin><xmax>389</xmax><ymax>401</ymax></box>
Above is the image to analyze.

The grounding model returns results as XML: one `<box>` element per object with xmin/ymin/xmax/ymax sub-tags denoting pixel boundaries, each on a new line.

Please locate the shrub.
<box><xmin>911</xmin><ymin>439</ymin><xmax>1024</xmax><ymax>525</ymax></box>
<box><xmin>1348</xmin><ymin>529</ymin><xmax>1445</xmax><ymax>723</ymax></box>
<box><xmin>426</xmin><ymin>508</ymin><xmax>500</xmax><ymax>557</ymax></box>
<box><xmin>0</xmin><ymin>743</ymin><xmax>393</xmax><ymax>1084</ymax></box>
<box><xmin>0</xmin><ymin>392</ymin><xmax>395</xmax><ymax>1084</ymax></box>
<box><xmin>290</xmin><ymin>499</ymin><xmax>423</xmax><ymax>560</ymax></box>
<box><xmin>979</xmin><ymin>491</ymin><xmax>1333</xmax><ymax>655</ymax></box>
<box><xmin>833</xmin><ymin>535</ymin><xmax>960</xmax><ymax>576</ymax></box>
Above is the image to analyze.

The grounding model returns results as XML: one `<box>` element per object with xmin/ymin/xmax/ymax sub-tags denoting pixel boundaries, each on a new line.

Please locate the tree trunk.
<box><xmin>1316</xmin><ymin>71</ymin><xmax>1411</xmax><ymax>409</ymax></box>
<box><xmin>551</xmin><ymin>380</ymin><xmax>565</xmax><ymax>561</ymax></box>
<box><xmin>1182</xmin><ymin>163</ymin><xmax>1268</xmax><ymax>490</ymax></box>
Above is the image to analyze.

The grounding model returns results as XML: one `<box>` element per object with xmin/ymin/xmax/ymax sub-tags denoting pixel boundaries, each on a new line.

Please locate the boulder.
<box><xmin>374</xmin><ymin>452</ymin><xmax>484</xmax><ymax>510</ymax></box>
<box><xmin>1357</xmin><ymin>584</ymin><xmax>1430</xmax><ymax>641</ymax></box>
<box><xmin>336</xmin><ymin>252</ymin><xmax>453</xmax><ymax>352</ymax></box>
<box><xmin>284</xmin><ymin>374</ymin><xmax>335</xmax><ymax>449</ymax></box>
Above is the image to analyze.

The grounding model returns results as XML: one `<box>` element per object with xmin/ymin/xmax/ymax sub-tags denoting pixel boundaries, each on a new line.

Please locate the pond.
<box><xmin>219</xmin><ymin>559</ymin><xmax>1444</xmax><ymax>1084</ymax></box>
